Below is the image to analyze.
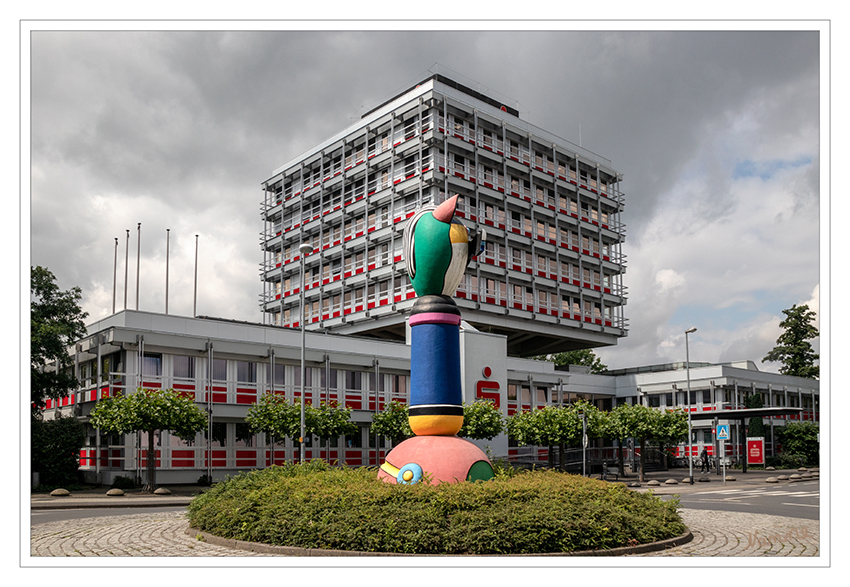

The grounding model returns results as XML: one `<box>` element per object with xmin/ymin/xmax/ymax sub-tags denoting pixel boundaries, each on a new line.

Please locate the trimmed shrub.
<box><xmin>187</xmin><ymin>461</ymin><xmax>684</xmax><ymax>554</ymax></box>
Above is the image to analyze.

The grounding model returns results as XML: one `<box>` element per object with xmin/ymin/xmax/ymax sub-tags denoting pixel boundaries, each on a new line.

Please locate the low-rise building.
<box><xmin>40</xmin><ymin>310</ymin><xmax>818</xmax><ymax>485</ymax></box>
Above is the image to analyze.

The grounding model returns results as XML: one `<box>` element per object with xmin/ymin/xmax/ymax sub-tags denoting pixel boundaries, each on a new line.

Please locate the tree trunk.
<box><xmin>559</xmin><ymin>441</ymin><xmax>566</xmax><ymax>471</ymax></box>
<box><xmin>617</xmin><ymin>439</ymin><xmax>625</xmax><ymax>477</ymax></box>
<box><xmin>143</xmin><ymin>430</ymin><xmax>156</xmax><ymax>493</ymax></box>
<box><xmin>548</xmin><ymin>444</ymin><xmax>555</xmax><ymax>468</ymax></box>
<box><xmin>639</xmin><ymin>438</ymin><xmax>646</xmax><ymax>483</ymax></box>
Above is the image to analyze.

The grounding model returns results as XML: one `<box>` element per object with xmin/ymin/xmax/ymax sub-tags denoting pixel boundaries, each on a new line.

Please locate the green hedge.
<box><xmin>187</xmin><ymin>461</ymin><xmax>685</xmax><ymax>554</ymax></box>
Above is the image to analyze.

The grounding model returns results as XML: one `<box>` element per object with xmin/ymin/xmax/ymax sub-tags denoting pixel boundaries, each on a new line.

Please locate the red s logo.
<box><xmin>476</xmin><ymin>366</ymin><xmax>500</xmax><ymax>408</ymax></box>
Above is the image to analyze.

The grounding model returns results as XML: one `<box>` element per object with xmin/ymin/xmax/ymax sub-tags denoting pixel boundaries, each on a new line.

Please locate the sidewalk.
<box><xmin>29</xmin><ymin>467</ymin><xmax>817</xmax><ymax>509</ymax></box>
<box><xmin>605</xmin><ymin>466</ymin><xmax>819</xmax><ymax>495</ymax></box>
<box><xmin>30</xmin><ymin>484</ymin><xmax>202</xmax><ymax>510</ymax></box>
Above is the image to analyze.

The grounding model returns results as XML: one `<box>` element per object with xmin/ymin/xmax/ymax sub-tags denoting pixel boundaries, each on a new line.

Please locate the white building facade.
<box><xmin>42</xmin><ymin>311</ymin><xmax>818</xmax><ymax>485</ymax></box>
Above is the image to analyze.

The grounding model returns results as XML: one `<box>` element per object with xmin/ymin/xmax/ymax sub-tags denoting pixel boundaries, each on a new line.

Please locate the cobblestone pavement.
<box><xmin>632</xmin><ymin>509</ymin><xmax>820</xmax><ymax>557</ymax></box>
<box><xmin>29</xmin><ymin>508</ymin><xmax>820</xmax><ymax>558</ymax></box>
<box><xmin>30</xmin><ymin>511</ymin><xmax>273</xmax><ymax>557</ymax></box>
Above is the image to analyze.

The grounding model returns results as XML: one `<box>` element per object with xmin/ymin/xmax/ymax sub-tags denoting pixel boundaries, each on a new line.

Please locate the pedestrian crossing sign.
<box><xmin>716</xmin><ymin>424</ymin><xmax>730</xmax><ymax>440</ymax></box>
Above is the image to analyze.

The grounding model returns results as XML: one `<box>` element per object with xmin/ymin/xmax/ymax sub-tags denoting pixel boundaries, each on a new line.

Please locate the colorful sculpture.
<box><xmin>378</xmin><ymin>195</ymin><xmax>495</xmax><ymax>485</ymax></box>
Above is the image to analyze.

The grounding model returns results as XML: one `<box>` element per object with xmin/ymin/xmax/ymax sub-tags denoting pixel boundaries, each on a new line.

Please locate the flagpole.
<box><xmin>165</xmin><ymin>228</ymin><xmax>170</xmax><ymax>314</ymax></box>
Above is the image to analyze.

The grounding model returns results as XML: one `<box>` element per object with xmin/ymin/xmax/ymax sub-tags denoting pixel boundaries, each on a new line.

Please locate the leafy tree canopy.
<box><xmin>246</xmin><ymin>392</ymin><xmax>299</xmax><ymax>441</ymax></box>
<box><xmin>307</xmin><ymin>400</ymin><xmax>359</xmax><ymax>440</ymax></box>
<box><xmin>506</xmin><ymin>401</ymin><xmax>603</xmax><ymax>447</ymax></box>
<box><xmin>370</xmin><ymin>400</ymin><xmax>413</xmax><ymax>443</ymax></box>
<box><xmin>90</xmin><ymin>387</ymin><xmax>208</xmax><ymax>439</ymax></box>
<box><xmin>762</xmin><ymin>304</ymin><xmax>819</xmax><ymax>379</ymax></box>
<box><xmin>533</xmin><ymin>349</ymin><xmax>608</xmax><ymax>374</ymax></box>
<box><xmin>31</xmin><ymin>266</ymin><xmax>88</xmax><ymax>414</ymax></box>
<box><xmin>458</xmin><ymin>400</ymin><xmax>504</xmax><ymax>440</ymax></box>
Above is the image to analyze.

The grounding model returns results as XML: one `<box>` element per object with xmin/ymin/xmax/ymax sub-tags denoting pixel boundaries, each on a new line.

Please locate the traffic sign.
<box><xmin>716</xmin><ymin>424</ymin><xmax>730</xmax><ymax>440</ymax></box>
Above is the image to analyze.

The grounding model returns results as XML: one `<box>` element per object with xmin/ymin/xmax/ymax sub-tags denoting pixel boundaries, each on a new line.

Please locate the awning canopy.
<box><xmin>688</xmin><ymin>407</ymin><xmax>803</xmax><ymax>421</ymax></box>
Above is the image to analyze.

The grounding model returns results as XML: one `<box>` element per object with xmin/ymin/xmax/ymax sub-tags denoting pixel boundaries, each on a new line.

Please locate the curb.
<box><xmin>184</xmin><ymin>525</ymin><xmax>694</xmax><ymax>557</ymax></box>
<box><xmin>31</xmin><ymin>497</ymin><xmax>194</xmax><ymax>510</ymax></box>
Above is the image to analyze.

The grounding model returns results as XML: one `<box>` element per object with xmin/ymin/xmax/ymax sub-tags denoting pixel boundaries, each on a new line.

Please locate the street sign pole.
<box><xmin>716</xmin><ymin>424</ymin><xmax>730</xmax><ymax>484</ymax></box>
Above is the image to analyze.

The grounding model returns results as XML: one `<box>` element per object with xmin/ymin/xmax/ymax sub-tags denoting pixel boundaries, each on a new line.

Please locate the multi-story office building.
<box><xmin>259</xmin><ymin>75</ymin><xmax>628</xmax><ymax>356</ymax></box>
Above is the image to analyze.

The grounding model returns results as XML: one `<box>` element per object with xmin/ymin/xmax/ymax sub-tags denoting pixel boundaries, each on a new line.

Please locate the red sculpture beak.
<box><xmin>432</xmin><ymin>194</ymin><xmax>458</xmax><ymax>223</ymax></box>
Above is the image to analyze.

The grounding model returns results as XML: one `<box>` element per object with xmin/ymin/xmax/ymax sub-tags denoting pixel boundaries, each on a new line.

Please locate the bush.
<box><xmin>187</xmin><ymin>461</ymin><xmax>685</xmax><ymax>554</ymax></box>
<box><xmin>111</xmin><ymin>476</ymin><xmax>137</xmax><ymax>490</ymax></box>
<box><xmin>31</xmin><ymin>415</ymin><xmax>86</xmax><ymax>487</ymax></box>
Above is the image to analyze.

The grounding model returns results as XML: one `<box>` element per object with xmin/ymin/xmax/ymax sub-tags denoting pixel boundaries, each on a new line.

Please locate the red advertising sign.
<box><xmin>747</xmin><ymin>437</ymin><xmax>764</xmax><ymax>465</ymax></box>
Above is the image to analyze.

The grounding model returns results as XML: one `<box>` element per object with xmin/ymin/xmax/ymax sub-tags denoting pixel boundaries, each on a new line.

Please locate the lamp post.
<box><xmin>298</xmin><ymin>242</ymin><xmax>312</xmax><ymax>465</ymax></box>
<box><xmin>685</xmin><ymin>326</ymin><xmax>697</xmax><ymax>485</ymax></box>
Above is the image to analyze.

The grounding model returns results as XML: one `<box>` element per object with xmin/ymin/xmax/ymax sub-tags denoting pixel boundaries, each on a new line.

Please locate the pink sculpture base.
<box><xmin>378</xmin><ymin>435</ymin><xmax>494</xmax><ymax>485</ymax></box>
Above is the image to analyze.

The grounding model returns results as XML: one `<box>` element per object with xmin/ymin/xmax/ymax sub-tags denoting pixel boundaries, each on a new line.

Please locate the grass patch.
<box><xmin>186</xmin><ymin>460</ymin><xmax>684</xmax><ymax>555</ymax></box>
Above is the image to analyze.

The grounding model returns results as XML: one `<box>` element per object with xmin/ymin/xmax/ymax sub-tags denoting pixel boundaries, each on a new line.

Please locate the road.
<box><xmin>661</xmin><ymin>479</ymin><xmax>819</xmax><ymax>520</ymax></box>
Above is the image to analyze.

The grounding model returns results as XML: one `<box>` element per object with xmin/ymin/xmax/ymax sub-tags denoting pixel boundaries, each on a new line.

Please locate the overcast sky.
<box><xmin>26</xmin><ymin>25</ymin><xmax>825</xmax><ymax>372</ymax></box>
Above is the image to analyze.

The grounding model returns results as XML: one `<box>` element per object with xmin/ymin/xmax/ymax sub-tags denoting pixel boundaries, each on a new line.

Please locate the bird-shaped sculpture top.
<box><xmin>403</xmin><ymin>195</ymin><xmax>481</xmax><ymax>298</ymax></box>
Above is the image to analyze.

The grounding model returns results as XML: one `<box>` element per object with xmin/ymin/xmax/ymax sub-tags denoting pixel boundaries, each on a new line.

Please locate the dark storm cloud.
<box><xmin>29</xmin><ymin>27</ymin><xmax>821</xmax><ymax>369</ymax></box>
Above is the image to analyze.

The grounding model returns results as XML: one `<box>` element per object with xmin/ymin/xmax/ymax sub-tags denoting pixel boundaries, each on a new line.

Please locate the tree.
<box><xmin>458</xmin><ymin>400</ymin><xmax>504</xmax><ymax>441</ymax></box>
<box><xmin>370</xmin><ymin>400</ymin><xmax>413</xmax><ymax>445</ymax></box>
<box><xmin>533</xmin><ymin>349</ymin><xmax>608</xmax><ymax>374</ymax></box>
<box><xmin>31</xmin><ymin>415</ymin><xmax>86</xmax><ymax>487</ymax></box>
<box><xmin>655</xmin><ymin>409</ymin><xmax>689</xmax><ymax>469</ymax></box>
<box><xmin>602</xmin><ymin>407</ymin><xmax>630</xmax><ymax>477</ymax></box>
<box><xmin>89</xmin><ymin>388</ymin><xmax>208</xmax><ymax>492</ymax></box>
<box><xmin>745</xmin><ymin>393</ymin><xmax>766</xmax><ymax>439</ymax></box>
<box><xmin>610</xmin><ymin>403</ymin><xmax>661</xmax><ymax>483</ymax></box>
<box><xmin>307</xmin><ymin>400</ymin><xmax>359</xmax><ymax>457</ymax></box>
<box><xmin>762</xmin><ymin>304</ymin><xmax>819</xmax><ymax>379</ymax></box>
<box><xmin>776</xmin><ymin>421</ymin><xmax>819</xmax><ymax>467</ymax></box>
<box><xmin>506</xmin><ymin>401</ymin><xmax>603</xmax><ymax>469</ymax></box>
<box><xmin>30</xmin><ymin>266</ymin><xmax>88</xmax><ymax>416</ymax></box>
<box><xmin>245</xmin><ymin>392</ymin><xmax>299</xmax><ymax>463</ymax></box>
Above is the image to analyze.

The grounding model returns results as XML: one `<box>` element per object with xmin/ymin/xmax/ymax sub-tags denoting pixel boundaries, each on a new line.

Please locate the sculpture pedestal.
<box><xmin>378</xmin><ymin>435</ymin><xmax>494</xmax><ymax>485</ymax></box>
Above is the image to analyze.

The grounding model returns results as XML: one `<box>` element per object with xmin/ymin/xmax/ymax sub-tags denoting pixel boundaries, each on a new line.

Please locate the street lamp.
<box><xmin>299</xmin><ymin>242</ymin><xmax>312</xmax><ymax>465</ymax></box>
<box><xmin>685</xmin><ymin>326</ymin><xmax>697</xmax><ymax>485</ymax></box>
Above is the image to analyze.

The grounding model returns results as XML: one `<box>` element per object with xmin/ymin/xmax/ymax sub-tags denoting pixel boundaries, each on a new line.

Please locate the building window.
<box><xmin>235</xmin><ymin>423</ymin><xmax>255</xmax><ymax>447</ymax></box>
<box><xmin>267</xmin><ymin>363</ymin><xmax>285</xmax><ymax>386</ymax></box>
<box><xmin>237</xmin><ymin>361</ymin><xmax>257</xmax><ymax>383</ymax></box>
<box><xmin>212</xmin><ymin>359</ymin><xmax>227</xmax><ymax>382</ymax></box>
<box><xmin>344</xmin><ymin>370</ymin><xmax>363</xmax><ymax>391</ymax></box>
<box><xmin>207</xmin><ymin>422</ymin><xmax>227</xmax><ymax>448</ymax></box>
<box><xmin>345</xmin><ymin>429</ymin><xmax>363</xmax><ymax>448</ymax></box>
<box><xmin>142</xmin><ymin>353</ymin><xmax>162</xmax><ymax>376</ymax></box>
<box><xmin>536</xmin><ymin>387</ymin><xmax>547</xmax><ymax>404</ymax></box>
<box><xmin>173</xmin><ymin>356</ymin><xmax>195</xmax><ymax>379</ymax></box>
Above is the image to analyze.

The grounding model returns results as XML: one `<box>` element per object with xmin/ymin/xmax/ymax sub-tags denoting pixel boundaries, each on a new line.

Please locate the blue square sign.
<box><xmin>716</xmin><ymin>424</ymin><xmax>730</xmax><ymax>440</ymax></box>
